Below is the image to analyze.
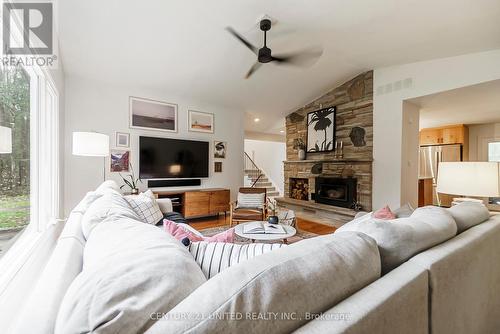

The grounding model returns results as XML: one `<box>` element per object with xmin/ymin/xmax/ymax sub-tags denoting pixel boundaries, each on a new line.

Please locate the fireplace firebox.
<box><xmin>315</xmin><ymin>177</ymin><xmax>357</xmax><ymax>208</ymax></box>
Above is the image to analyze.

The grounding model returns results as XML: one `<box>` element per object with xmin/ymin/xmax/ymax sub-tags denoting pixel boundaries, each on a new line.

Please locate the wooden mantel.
<box><xmin>284</xmin><ymin>159</ymin><xmax>373</xmax><ymax>164</ymax></box>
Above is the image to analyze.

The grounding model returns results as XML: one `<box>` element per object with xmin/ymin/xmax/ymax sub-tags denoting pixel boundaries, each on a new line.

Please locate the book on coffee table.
<box><xmin>243</xmin><ymin>221</ymin><xmax>286</xmax><ymax>234</ymax></box>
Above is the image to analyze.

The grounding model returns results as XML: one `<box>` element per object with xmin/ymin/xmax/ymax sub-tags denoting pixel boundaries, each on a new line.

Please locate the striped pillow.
<box><xmin>236</xmin><ymin>192</ymin><xmax>265</xmax><ymax>209</ymax></box>
<box><xmin>188</xmin><ymin>241</ymin><xmax>286</xmax><ymax>279</ymax></box>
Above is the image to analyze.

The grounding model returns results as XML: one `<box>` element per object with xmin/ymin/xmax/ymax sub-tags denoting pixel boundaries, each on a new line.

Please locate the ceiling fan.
<box><xmin>226</xmin><ymin>18</ymin><xmax>323</xmax><ymax>79</ymax></box>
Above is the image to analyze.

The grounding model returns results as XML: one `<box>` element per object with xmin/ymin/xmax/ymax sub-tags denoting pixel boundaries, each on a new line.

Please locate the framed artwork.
<box><xmin>110</xmin><ymin>150</ymin><xmax>130</xmax><ymax>172</ymax></box>
<box><xmin>188</xmin><ymin>110</ymin><xmax>214</xmax><ymax>133</ymax></box>
<box><xmin>214</xmin><ymin>141</ymin><xmax>226</xmax><ymax>159</ymax></box>
<box><xmin>214</xmin><ymin>161</ymin><xmax>222</xmax><ymax>173</ymax></box>
<box><xmin>116</xmin><ymin>132</ymin><xmax>130</xmax><ymax>148</ymax></box>
<box><xmin>129</xmin><ymin>96</ymin><xmax>178</xmax><ymax>132</ymax></box>
<box><xmin>306</xmin><ymin>106</ymin><xmax>336</xmax><ymax>153</ymax></box>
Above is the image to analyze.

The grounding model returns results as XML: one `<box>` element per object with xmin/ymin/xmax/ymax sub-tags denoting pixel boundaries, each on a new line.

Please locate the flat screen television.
<box><xmin>139</xmin><ymin>136</ymin><xmax>209</xmax><ymax>179</ymax></box>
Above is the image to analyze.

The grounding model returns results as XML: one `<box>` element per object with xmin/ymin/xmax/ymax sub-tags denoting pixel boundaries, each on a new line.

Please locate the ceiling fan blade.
<box><xmin>226</xmin><ymin>27</ymin><xmax>258</xmax><ymax>55</ymax></box>
<box><xmin>272</xmin><ymin>48</ymin><xmax>323</xmax><ymax>67</ymax></box>
<box><xmin>245</xmin><ymin>62</ymin><xmax>262</xmax><ymax>79</ymax></box>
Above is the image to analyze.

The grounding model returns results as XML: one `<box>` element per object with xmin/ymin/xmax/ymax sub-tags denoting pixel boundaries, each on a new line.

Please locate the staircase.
<box><xmin>244</xmin><ymin>152</ymin><xmax>281</xmax><ymax>198</ymax></box>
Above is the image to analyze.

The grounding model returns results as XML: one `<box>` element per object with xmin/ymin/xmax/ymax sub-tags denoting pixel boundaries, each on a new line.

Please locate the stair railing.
<box><xmin>244</xmin><ymin>152</ymin><xmax>263</xmax><ymax>187</ymax></box>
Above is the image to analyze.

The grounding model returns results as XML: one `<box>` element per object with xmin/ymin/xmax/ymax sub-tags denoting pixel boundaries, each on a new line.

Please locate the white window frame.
<box><xmin>1</xmin><ymin>2</ymin><xmax>61</xmax><ymax>232</ymax></box>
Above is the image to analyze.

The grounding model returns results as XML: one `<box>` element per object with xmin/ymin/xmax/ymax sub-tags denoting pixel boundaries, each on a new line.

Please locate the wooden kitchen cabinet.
<box><xmin>419</xmin><ymin>124</ymin><xmax>468</xmax><ymax>146</ymax></box>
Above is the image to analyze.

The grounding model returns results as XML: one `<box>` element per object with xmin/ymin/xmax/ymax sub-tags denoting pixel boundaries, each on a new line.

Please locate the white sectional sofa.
<box><xmin>6</xmin><ymin>182</ymin><xmax>500</xmax><ymax>334</ymax></box>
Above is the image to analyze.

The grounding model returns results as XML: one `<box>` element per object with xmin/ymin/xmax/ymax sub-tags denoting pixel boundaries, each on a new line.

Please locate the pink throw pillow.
<box><xmin>372</xmin><ymin>205</ymin><xmax>396</xmax><ymax>220</ymax></box>
<box><xmin>162</xmin><ymin>219</ymin><xmax>234</xmax><ymax>243</ymax></box>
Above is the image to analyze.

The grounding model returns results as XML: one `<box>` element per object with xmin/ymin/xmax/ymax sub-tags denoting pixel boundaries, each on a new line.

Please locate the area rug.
<box><xmin>198</xmin><ymin>226</ymin><xmax>319</xmax><ymax>245</ymax></box>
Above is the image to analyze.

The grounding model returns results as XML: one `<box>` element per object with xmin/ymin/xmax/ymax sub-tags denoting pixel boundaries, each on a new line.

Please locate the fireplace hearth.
<box><xmin>315</xmin><ymin>177</ymin><xmax>357</xmax><ymax>208</ymax></box>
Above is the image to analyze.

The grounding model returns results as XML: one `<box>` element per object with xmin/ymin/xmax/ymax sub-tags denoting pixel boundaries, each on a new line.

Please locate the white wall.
<box><xmin>244</xmin><ymin>139</ymin><xmax>286</xmax><ymax>195</ymax></box>
<box><xmin>400</xmin><ymin>101</ymin><xmax>420</xmax><ymax>207</ymax></box>
<box><xmin>64</xmin><ymin>75</ymin><xmax>244</xmax><ymax>216</ymax></box>
<box><xmin>469</xmin><ymin>122</ymin><xmax>500</xmax><ymax>161</ymax></box>
<box><xmin>374</xmin><ymin>49</ymin><xmax>500</xmax><ymax>209</ymax></box>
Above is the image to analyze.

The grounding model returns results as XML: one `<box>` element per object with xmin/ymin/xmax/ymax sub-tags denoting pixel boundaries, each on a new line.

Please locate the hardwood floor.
<box><xmin>188</xmin><ymin>214</ymin><xmax>336</xmax><ymax>235</ymax></box>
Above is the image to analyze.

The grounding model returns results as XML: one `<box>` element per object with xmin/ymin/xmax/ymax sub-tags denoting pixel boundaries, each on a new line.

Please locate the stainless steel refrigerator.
<box><xmin>419</xmin><ymin>144</ymin><xmax>462</xmax><ymax>207</ymax></box>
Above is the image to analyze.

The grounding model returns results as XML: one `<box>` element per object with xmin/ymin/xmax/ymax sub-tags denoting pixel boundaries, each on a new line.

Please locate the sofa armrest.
<box><xmin>156</xmin><ymin>198</ymin><xmax>173</xmax><ymax>213</ymax></box>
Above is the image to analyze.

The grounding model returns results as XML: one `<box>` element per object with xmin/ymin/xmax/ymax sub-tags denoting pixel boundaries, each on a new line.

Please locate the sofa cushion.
<box><xmin>55</xmin><ymin>218</ymin><xmax>207</xmax><ymax>334</ymax></box>
<box><xmin>394</xmin><ymin>202</ymin><xmax>415</xmax><ymax>218</ymax></box>
<box><xmin>81</xmin><ymin>189</ymin><xmax>139</xmax><ymax>239</ymax></box>
<box><xmin>447</xmin><ymin>201</ymin><xmax>490</xmax><ymax>233</ymax></box>
<box><xmin>146</xmin><ymin>231</ymin><xmax>381</xmax><ymax>334</ymax></box>
<box><xmin>188</xmin><ymin>241</ymin><xmax>286</xmax><ymax>279</ymax></box>
<box><xmin>338</xmin><ymin>206</ymin><xmax>457</xmax><ymax>273</ymax></box>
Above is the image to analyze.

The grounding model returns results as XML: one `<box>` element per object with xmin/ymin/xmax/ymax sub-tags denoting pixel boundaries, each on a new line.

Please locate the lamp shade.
<box><xmin>437</xmin><ymin>162</ymin><xmax>500</xmax><ymax>197</ymax></box>
<box><xmin>72</xmin><ymin>132</ymin><xmax>109</xmax><ymax>157</ymax></box>
<box><xmin>0</xmin><ymin>126</ymin><xmax>12</xmax><ymax>154</ymax></box>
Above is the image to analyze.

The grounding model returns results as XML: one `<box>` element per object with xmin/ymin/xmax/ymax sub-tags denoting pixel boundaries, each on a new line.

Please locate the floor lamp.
<box><xmin>72</xmin><ymin>132</ymin><xmax>109</xmax><ymax>182</ymax></box>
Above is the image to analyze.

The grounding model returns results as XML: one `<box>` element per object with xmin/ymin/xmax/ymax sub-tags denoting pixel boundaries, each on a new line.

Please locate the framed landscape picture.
<box><xmin>130</xmin><ymin>97</ymin><xmax>178</xmax><ymax>132</ymax></box>
<box><xmin>110</xmin><ymin>150</ymin><xmax>130</xmax><ymax>172</ymax></box>
<box><xmin>188</xmin><ymin>110</ymin><xmax>214</xmax><ymax>133</ymax></box>
<box><xmin>306</xmin><ymin>106</ymin><xmax>336</xmax><ymax>153</ymax></box>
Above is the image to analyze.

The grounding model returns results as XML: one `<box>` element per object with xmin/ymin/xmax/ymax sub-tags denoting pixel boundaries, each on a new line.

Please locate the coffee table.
<box><xmin>234</xmin><ymin>221</ymin><xmax>297</xmax><ymax>244</ymax></box>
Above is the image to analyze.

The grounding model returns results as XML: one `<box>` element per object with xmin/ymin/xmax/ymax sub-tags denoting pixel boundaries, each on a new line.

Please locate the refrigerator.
<box><xmin>419</xmin><ymin>144</ymin><xmax>462</xmax><ymax>207</ymax></box>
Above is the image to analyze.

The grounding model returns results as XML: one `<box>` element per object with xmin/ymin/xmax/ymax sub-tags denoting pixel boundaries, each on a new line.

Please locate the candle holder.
<box><xmin>334</xmin><ymin>140</ymin><xmax>344</xmax><ymax>160</ymax></box>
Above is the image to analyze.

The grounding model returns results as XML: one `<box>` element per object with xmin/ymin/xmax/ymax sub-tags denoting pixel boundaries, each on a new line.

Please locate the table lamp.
<box><xmin>0</xmin><ymin>126</ymin><xmax>12</xmax><ymax>154</ymax></box>
<box><xmin>72</xmin><ymin>131</ymin><xmax>109</xmax><ymax>181</ymax></box>
<box><xmin>437</xmin><ymin>162</ymin><xmax>500</xmax><ymax>204</ymax></box>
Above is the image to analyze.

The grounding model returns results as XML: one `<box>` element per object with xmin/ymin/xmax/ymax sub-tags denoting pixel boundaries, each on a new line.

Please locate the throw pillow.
<box><xmin>372</xmin><ymin>205</ymin><xmax>396</xmax><ymax>220</ymax></box>
<box><xmin>236</xmin><ymin>192</ymin><xmax>265</xmax><ymax>209</ymax></box>
<box><xmin>394</xmin><ymin>203</ymin><xmax>415</xmax><ymax>218</ymax></box>
<box><xmin>125</xmin><ymin>190</ymin><xmax>163</xmax><ymax>225</ymax></box>
<box><xmin>188</xmin><ymin>241</ymin><xmax>286</xmax><ymax>279</ymax></box>
<box><xmin>162</xmin><ymin>219</ymin><xmax>235</xmax><ymax>243</ymax></box>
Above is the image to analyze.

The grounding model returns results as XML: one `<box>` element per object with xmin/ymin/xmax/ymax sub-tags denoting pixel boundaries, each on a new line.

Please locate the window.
<box><xmin>488</xmin><ymin>142</ymin><xmax>500</xmax><ymax>205</ymax></box>
<box><xmin>488</xmin><ymin>142</ymin><xmax>500</xmax><ymax>162</ymax></box>
<box><xmin>0</xmin><ymin>66</ymin><xmax>30</xmax><ymax>230</ymax></box>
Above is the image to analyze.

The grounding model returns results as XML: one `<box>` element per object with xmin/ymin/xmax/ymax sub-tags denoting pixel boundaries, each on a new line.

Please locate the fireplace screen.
<box><xmin>318</xmin><ymin>184</ymin><xmax>348</xmax><ymax>201</ymax></box>
<box><xmin>289</xmin><ymin>178</ymin><xmax>309</xmax><ymax>201</ymax></box>
<box><xmin>315</xmin><ymin>177</ymin><xmax>357</xmax><ymax>208</ymax></box>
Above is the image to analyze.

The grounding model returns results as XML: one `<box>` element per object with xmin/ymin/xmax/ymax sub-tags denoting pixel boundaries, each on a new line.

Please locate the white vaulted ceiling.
<box><xmin>58</xmin><ymin>0</ymin><xmax>500</xmax><ymax>134</ymax></box>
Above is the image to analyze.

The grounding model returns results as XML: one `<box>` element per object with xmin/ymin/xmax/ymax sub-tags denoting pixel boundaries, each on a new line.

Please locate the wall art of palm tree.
<box><xmin>306</xmin><ymin>107</ymin><xmax>336</xmax><ymax>153</ymax></box>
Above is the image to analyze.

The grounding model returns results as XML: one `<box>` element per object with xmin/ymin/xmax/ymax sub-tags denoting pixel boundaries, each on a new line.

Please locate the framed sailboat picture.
<box><xmin>306</xmin><ymin>107</ymin><xmax>336</xmax><ymax>153</ymax></box>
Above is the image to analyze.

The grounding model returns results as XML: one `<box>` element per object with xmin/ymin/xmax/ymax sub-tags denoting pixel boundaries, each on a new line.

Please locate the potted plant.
<box><xmin>119</xmin><ymin>164</ymin><xmax>142</xmax><ymax>194</ymax></box>
<box><xmin>293</xmin><ymin>138</ymin><xmax>306</xmax><ymax>160</ymax></box>
<box><xmin>267</xmin><ymin>197</ymin><xmax>279</xmax><ymax>224</ymax></box>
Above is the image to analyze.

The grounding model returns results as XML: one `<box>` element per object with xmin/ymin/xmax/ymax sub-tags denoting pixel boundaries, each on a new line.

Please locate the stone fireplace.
<box><xmin>276</xmin><ymin>71</ymin><xmax>373</xmax><ymax>227</ymax></box>
<box><xmin>315</xmin><ymin>177</ymin><xmax>357</xmax><ymax>208</ymax></box>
